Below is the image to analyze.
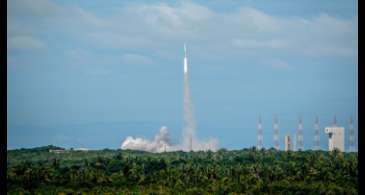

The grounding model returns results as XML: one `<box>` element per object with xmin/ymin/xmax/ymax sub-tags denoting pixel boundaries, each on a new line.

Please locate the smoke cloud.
<box><xmin>121</xmin><ymin>126</ymin><xmax>171</xmax><ymax>153</ymax></box>
<box><xmin>121</xmin><ymin>126</ymin><xmax>218</xmax><ymax>152</ymax></box>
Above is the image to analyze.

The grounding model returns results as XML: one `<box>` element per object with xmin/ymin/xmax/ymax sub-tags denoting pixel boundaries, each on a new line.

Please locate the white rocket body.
<box><xmin>184</xmin><ymin>44</ymin><xmax>188</xmax><ymax>74</ymax></box>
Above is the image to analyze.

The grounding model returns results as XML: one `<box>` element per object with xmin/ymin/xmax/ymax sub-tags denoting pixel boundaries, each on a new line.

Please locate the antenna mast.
<box><xmin>189</xmin><ymin>134</ymin><xmax>193</xmax><ymax>152</ymax></box>
<box><xmin>349</xmin><ymin>116</ymin><xmax>355</xmax><ymax>152</ymax></box>
<box><xmin>313</xmin><ymin>116</ymin><xmax>320</xmax><ymax>150</ymax></box>
<box><xmin>273</xmin><ymin>116</ymin><xmax>279</xmax><ymax>150</ymax></box>
<box><xmin>298</xmin><ymin>116</ymin><xmax>303</xmax><ymax>151</ymax></box>
<box><xmin>257</xmin><ymin>115</ymin><xmax>263</xmax><ymax>150</ymax></box>
<box><xmin>293</xmin><ymin>134</ymin><xmax>297</xmax><ymax>151</ymax></box>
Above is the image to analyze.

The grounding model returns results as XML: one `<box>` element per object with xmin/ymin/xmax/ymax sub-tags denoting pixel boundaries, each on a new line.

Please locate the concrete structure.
<box><xmin>284</xmin><ymin>134</ymin><xmax>291</xmax><ymax>151</ymax></box>
<box><xmin>324</xmin><ymin>126</ymin><xmax>345</xmax><ymax>152</ymax></box>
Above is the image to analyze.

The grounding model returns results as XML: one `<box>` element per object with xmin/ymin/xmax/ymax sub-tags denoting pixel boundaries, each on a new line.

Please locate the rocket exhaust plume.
<box><xmin>181</xmin><ymin>43</ymin><xmax>218</xmax><ymax>152</ymax></box>
<box><xmin>121</xmin><ymin>44</ymin><xmax>218</xmax><ymax>152</ymax></box>
<box><xmin>183</xmin><ymin>43</ymin><xmax>195</xmax><ymax>151</ymax></box>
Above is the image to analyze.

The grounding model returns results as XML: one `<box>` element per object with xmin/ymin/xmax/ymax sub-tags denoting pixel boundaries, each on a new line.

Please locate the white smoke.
<box><xmin>121</xmin><ymin>126</ymin><xmax>218</xmax><ymax>152</ymax></box>
<box><xmin>121</xmin><ymin>126</ymin><xmax>171</xmax><ymax>153</ymax></box>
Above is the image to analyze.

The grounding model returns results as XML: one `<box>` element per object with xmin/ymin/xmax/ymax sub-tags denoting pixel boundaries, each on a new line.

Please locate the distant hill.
<box><xmin>8</xmin><ymin>145</ymin><xmax>65</xmax><ymax>152</ymax></box>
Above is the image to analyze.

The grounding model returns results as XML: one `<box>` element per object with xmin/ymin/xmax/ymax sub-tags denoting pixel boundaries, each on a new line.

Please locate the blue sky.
<box><xmin>7</xmin><ymin>0</ymin><xmax>358</xmax><ymax>150</ymax></box>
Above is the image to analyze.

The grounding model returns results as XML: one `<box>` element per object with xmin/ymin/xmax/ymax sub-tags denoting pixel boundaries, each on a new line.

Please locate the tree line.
<box><xmin>7</xmin><ymin>145</ymin><xmax>357</xmax><ymax>194</ymax></box>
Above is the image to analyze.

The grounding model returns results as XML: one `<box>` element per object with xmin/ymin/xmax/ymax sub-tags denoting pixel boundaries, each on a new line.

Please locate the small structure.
<box><xmin>49</xmin><ymin>149</ymin><xmax>66</xmax><ymax>154</ymax></box>
<box><xmin>284</xmin><ymin>134</ymin><xmax>291</xmax><ymax>151</ymax></box>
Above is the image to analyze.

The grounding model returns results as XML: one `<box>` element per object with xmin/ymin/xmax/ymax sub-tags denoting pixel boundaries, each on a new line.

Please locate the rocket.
<box><xmin>184</xmin><ymin>43</ymin><xmax>188</xmax><ymax>74</ymax></box>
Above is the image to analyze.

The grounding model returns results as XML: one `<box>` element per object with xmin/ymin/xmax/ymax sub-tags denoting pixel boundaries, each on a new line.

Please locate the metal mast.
<box><xmin>273</xmin><ymin>116</ymin><xmax>279</xmax><ymax>150</ymax></box>
<box><xmin>257</xmin><ymin>115</ymin><xmax>263</xmax><ymax>150</ymax></box>
<box><xmin>349</xmin><ymin>116</ymin><xmax>355</xmax><ymax>152</ymax></box>
<box><xmin>293</xmin><ymin>134</ymin><xmax>297</xmax><ymax>151</ymax></box>
<box><xmin>189</xmin><ymin>134</ymin><xmax>193</xmax><ymax>152</ymax></box>
<box><xmin>313</xmin><ymin>116</ymin><xmax>320</xmax><ymax>150</ymax></box>
<box><xmin>298</xmin><ymin>116</ymin><xmax>303</xmax><ymax>151</ymax></box>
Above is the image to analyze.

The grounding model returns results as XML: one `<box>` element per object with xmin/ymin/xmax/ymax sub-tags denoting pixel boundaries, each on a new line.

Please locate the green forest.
<box><xmin>7</xmin><ymin>145</ymin><xmax>357</xmax><ymax>194</ymax></box>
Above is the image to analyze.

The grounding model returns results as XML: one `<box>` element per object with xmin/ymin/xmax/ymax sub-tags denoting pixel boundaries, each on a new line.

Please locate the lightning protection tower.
<box><xmin>257</xmin><ymin>115</ymin><xmax>263</xmax><ymax>150</ymax></box>
<box><xmin>189</xmin><ymin>134</ymin><xmax>193</xmax><ymax>152</ymax></box>
<box><xmin>293</xmin><ymin>134</ymin><xmax>297</xmax><ymax>151</ymax></box>
<box><xmin>273</xmin><ymin>116</ymin><xmax>279</xmax><ymax>150</ymax></box>
<box><xmin>349</xmin><ymin>116</ymin><xmax>355</xmax><ymax>152</ymax></box>
<box><xmin>297</xmin><ymin>117</ymin><xmax>303</xmax><ymax>151</ymax></box>
<box><xmin>313</xmin><ymin>116</ymin><xmax>320</xmax><ymax>150</ymax></box>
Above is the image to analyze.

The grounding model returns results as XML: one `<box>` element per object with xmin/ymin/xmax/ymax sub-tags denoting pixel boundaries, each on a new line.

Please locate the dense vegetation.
<box><xmin>7</xmin><ymin>145</ymin><xmax>357</xmax><ymax>194</ymax></box>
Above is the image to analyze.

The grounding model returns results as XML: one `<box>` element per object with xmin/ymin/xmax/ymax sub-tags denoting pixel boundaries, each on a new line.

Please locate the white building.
<box><xmin>324</xmin><ymin>126</ymin><xmax>345</xmax><ymax>152</ymax></box>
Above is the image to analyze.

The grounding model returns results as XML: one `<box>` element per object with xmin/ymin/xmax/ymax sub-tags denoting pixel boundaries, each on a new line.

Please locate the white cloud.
<box><xmin>235</xmin><ymin>7</ymin><xmax>281</xmax><ymax>32</ymax></box>
<box><xmin>232</xmin><ymin>38</ymin><xmax>290</xmax><ymax>49</ymax></box>
<box><xmin>71</xmin><ymin>7</ymin><xmax>108</xmax><ymax>28</ymax></box>
<box><xmin>86</xmin><ymin>32</ymin><xmax>154</xmax><ymax>49</ymax></box>
<box><xmin>7</xmin><ymin>0</ymin><xmax>357</xmax><ymax>61</ymax></box>
<box><xmin>7</xmin><ymin>0</ymin><xmax>61</xmax><ymax>18</ymax></box>
<box><xmin>7</xmin><ymin>35</ymin><xmax>45</xmax><ymax>50</ymax></box>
